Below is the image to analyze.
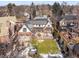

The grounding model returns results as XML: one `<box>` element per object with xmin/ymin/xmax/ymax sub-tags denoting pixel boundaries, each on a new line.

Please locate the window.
<box><xmin>48</xmin><ymin>25</ymin><xmax>50</xmax><ymax>27</ymax></box>
<box><xmin>40</xmin><ymin>25</ymin><xmax>43</xmax><ymax>27</ymax></box>
<box><xmin>23</xmin><ymin>28</ymin><xmax>27</xmax><ymax>32</ymax></box>
<box><xmin>34</xmin><ymin>25</ymin><xmax>36</xmax><ymax>27</ymax></box>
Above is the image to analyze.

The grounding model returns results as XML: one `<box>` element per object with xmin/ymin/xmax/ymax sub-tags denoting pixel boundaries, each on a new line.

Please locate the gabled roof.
<box><xmin>24</xmin><ymin>23</ymin><xmax>33</xmax><ymax>31</ymax></box>
<box><xmin>19</xmin><ymin>16</ymin><xmax>49</xmax><ymax>32</ymax></box>
<box><xmin>61</xmin><ymin>14</ymin><xmax>77</xmax><ymax>20</ymax></box>
<box><xmin>19</xmin><ymin>16</ymin><xmax>50</xmax><ymax>33</ymax></box>
<box><xmin>27</xmin><ymin>17</ymin><xmax>48</xmax><ymax>25</ymax></box>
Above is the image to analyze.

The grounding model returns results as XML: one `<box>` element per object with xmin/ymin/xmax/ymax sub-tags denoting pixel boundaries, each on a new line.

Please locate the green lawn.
<box><xmin>31</xmin><ymin>39</ymin><xmax>59</xmax><ymax>54</ymax></box>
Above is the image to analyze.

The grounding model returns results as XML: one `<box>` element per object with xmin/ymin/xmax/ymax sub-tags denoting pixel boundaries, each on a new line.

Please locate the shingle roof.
<box><xmin>62</xmin><ymin>14</ymin><xmax>77</xmax><ymax>20</ymax></box>
<box><xmin>24</xmin><ymin>17</ymin><xmax>48</xmax><ymax>31</ymax></box>
<box><xmin>25</xmin><ymin>22</ymin><xmax>33</xmax><ymax>31</ymax></box>
<box><xmin>27</xmin><ymin>17</ymin><xmax>48</xmax><ymax>25</ymax></box>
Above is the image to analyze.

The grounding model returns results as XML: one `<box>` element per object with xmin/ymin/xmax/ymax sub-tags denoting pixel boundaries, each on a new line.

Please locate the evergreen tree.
<box><xmin>47</xmin><ymin>4</ymin><xmax>51</xmax><ymax>10</ymax></box>
<box><xmin>52</xmin><ymin>2</ymin><xmax>63</xmax><ymax>16</ymax></box>
<box><xmin>7</xmin><ymin>3</ymin><xmax>16</xmax><ymax>16</ymax></box>
<box><xmin>31</xmin><ymin>2</ymin><xmax>36</xmax><ymax>18</ymax></box>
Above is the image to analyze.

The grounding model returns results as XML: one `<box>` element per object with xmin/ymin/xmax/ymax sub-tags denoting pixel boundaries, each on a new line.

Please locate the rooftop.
<box><xmin>24</xmin><ymin>16</ymin><xmax>49</xmax><ymax>31</ymax></box>
<box><xmin>62</xmin><ymin>14</ymin><xmax>77</xmax><ymax>20</ymax></box>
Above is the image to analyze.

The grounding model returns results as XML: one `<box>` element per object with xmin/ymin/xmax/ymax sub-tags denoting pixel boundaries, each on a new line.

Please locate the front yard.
<box><xmin>30</xmin><ymin>38</ymin><xmax>60</xmax><ymax>54</ymax></box>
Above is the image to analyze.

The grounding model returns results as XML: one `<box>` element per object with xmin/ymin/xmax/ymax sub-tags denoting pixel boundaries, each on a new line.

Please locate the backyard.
<box><xmin>30</xmin><ymin>38</ymin><xmax>60</xmax><ymax>54</ymax></box>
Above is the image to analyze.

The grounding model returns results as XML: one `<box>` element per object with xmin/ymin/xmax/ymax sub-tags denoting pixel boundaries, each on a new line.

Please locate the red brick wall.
<box><xmin>18</xmin><ymin>32</ymin><xmax>32</xmax><ymax>36</ymax></box>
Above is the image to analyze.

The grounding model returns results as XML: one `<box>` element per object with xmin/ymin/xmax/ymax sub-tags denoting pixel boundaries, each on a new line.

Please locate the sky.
<box><xmin>0</xmin><ymin>1</ymin><xmax>78</xmax><ymax>6</ymax></box>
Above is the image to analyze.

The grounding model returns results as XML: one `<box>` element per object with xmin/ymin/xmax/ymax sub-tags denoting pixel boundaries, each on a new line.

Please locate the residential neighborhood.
<box><xmin>0</xmin><ymin>1</ymin><xmax>79</xmax><ymax>58</ymax></box>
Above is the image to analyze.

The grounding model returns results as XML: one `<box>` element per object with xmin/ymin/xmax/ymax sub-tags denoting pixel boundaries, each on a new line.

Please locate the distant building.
<box><xmin>59</xmin><ymin>14</ymin><xmax>79</xmax><ymax>30</ymax></box>
<box><xmin>0</xmin><ymin>16</ymin><xmax>17</xmax><ymax>44</ymax></box>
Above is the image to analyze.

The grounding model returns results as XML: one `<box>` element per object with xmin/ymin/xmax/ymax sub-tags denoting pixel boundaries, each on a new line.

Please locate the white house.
<box><xmin>19</xmin><ymin>25</ymin><xmax>31</xmax><ymax>33</ymax></box>
<box><xmin>18</xmin><ymin>16</ymin><xmax>52</xmax><ymax>36</ymax></box>
<box><xmin>18</xmin><ymin>24</ymin><xmax>32</xmax><ymax>36</ymax></box>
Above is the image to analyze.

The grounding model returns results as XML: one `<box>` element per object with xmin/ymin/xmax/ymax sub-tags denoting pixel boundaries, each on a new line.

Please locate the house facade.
<box><xmin>18</xmin><ymin>16</ymin><xmax>52</xmax><ymax>38</ymax></box>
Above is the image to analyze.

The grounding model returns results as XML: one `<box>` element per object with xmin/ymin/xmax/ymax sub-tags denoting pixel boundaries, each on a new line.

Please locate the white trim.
<box><xmin>19</xmin><ymin>25</ymin><xmax>31</xmax><ymax>32</ymax></box>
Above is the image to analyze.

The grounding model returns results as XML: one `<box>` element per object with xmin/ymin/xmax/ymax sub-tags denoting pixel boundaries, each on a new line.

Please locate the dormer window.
<box><xmin>70</xmin><ymin>23</ymin><xmax>74</xmax><ymax>25</ymax></box>
<box><xmin>48</xmin><ymin>25</ymin><xmax>50</xmax><ymax>27</ymax></box>
<box><xmin>39</xmin><ymin>25</ymin><xmax>40</xmax><ymax>27</ymax></box>
<box><xmin>23</xmin><ymin>28</ymin><xmax>27</xmax><ymax>32</ymax></box>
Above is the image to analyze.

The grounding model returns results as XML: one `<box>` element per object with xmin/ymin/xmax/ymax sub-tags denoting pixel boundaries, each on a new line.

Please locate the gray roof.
<box><xmin>24</xmin><ymin>17</ymin><xmax>48</xmax><ymax>31</ymax></box>
<box><xmin>28</xmin><ymin>18</ymin><xmax>48</xmax><ymax>25</ymax></box>
<box><xmin>25</xmin><ymin>17</ymin><xmax>48</xmax><ymax>25</ymax></box>
<box><xmin>62</xmin><ymin>14</ymin><xmax>77</xmax><ymax>20</ymax></box>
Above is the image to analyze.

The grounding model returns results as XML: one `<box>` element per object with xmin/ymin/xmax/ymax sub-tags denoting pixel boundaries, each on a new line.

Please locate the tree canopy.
<box><xmin>52</xmin><ymin>2</ymin><xmax>63</xmax><ymax>16</ymax></box>
<box><xmin>31</xmin><ymin>2</ymin><xmax>36</xmax><ymax>18</ymax></box>
<box><xmin>7</xmin><ymin>3</ymin><xmax>16</xmax><ymax>16</ymax></box>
